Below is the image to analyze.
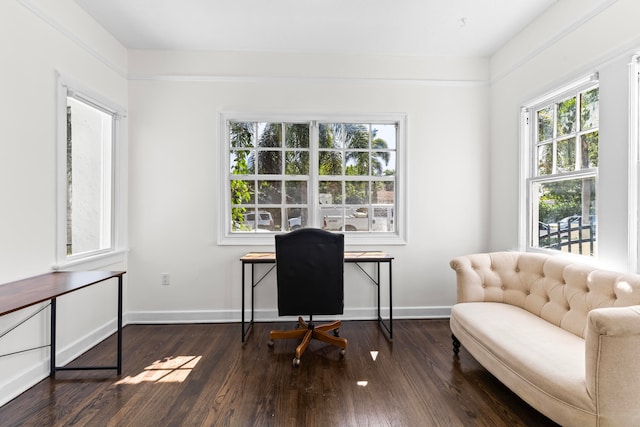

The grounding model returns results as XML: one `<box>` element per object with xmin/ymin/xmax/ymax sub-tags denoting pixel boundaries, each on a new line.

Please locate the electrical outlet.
<box><xmin>161</xmin><ymin>273</ymin><xmax>170</xmax><ymax>286</ymax></box>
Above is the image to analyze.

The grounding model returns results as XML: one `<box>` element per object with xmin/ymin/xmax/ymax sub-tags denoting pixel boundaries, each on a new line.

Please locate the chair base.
<box><xmin>268</xmin><ymin>317</ymin><xmax>347</xmax><ymax>366</ymax></box>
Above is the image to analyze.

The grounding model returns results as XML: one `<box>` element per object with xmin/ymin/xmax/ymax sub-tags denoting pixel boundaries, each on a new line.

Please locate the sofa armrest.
<box><xmin>585</xmin><ymin>306</ymin><xmax>640</xmax><ymax>426</ymax></box>
<box><xmin>450</xmin><ymin>254</ymin><xmax>499</xmax><ymax>303</ymax></box>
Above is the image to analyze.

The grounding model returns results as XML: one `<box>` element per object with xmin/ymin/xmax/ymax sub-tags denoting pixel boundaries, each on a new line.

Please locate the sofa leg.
<box><xmin>452</xmin><ymin>334</ymin><xmax>461</xmax><ymax>355</ymax></box>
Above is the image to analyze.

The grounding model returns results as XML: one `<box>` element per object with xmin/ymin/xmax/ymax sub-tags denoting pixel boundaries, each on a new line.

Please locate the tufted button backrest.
<box><xmin>450</xmin><ymin>251</ymin><xmax>640</xmax><ymax>338</ymax></box>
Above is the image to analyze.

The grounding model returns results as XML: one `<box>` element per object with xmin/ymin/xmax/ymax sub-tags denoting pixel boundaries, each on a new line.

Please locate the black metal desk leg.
<box><xmin>241</xmin><ymin>262</ymin><xmax>257</xmax><ymax>343</ymax></box>
<box><xmin>374</xmin><ymin>260</ymin><xmax>393</xmax><ymax>342</ymax></box>
<box><xmin>50</xmin><ymin>298</ymin><xmax>56</xmax><ymax>377</ymax></box>
<box><xmin>117</xmin><ymin>276</ymin><xmax>123</xmax><ymax>375</ymax></box>
<box><xmin>389</xmin><ymin>260</ymin><xmax>393</xmax><ymax>339</ymax></box>
<box><xmin>241</xmin><ymin>262</ymin><xmax>246</xmax><ymax>342</ymax></box>
<box><xmin>377</xmin><ymin>262</ymin><xmax>381</xmax><ymax>322</ymax></box>
<box><xmin>251</xmin><ymin>264</ymin><xmax>255</xmax><ymax>325</ymax></box>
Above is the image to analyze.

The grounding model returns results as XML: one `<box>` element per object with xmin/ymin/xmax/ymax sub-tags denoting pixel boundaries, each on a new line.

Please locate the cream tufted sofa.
<box><xmin>449</xmin><ymin>251</ymin><xmax>640</xmax><ymax>427</ymax></box>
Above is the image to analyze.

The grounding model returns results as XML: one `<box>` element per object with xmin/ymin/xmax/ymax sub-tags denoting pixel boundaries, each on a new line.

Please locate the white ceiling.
<box><xmin>74</xmin><ymin>0</ymin><xmax>558</xmax><ymax>57</ymax></box>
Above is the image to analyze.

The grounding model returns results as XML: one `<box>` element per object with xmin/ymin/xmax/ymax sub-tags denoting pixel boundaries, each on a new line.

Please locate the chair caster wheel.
<box><xmin>333</xmin><ymin>328</ymin><xmax>340</xmax><ymax>337</ymax></box>
<box><xmin>267</xmin><ymin>340</ymin><xmax>274</xmax><ymax>348</ymax></box>
<box><xmin>339</xmin><ymin>348</ymin><xmax>346</xmax><ymax>357</ymax></box>
<box><xmin>293</xmin><ymin>357</ymin><xmax>301</xmax><ymax>367</ymax></box>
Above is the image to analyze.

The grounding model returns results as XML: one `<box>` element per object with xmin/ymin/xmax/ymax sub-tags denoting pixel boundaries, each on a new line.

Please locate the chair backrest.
<box><xmin>275</xmin><ymin>228</ymin><xmax>344</xmax><ymax>317</ymax></box>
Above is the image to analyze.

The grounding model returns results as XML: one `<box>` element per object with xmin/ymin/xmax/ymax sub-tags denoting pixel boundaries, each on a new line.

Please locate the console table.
<box><xmin>240</xmin><ymin>251</ymin><xmax>393</xmax><ymax>343</ymax></box>
<box><xmin>0</xmin><ymin>271</ymin><xmax>126</xmax><ymax>377</ymax></box>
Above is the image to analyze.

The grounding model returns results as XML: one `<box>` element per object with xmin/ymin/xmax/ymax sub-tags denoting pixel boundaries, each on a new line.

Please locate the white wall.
<box><xmin>0</xmin><ymin>0</ymin><xmax>127</xmax><ymax>406</ymax></box>
<box><xmin>490</xmin><ymin>0</ymin><xmax>640</xmax><ymax>271</ymax></box>
<box><xmin>126</xmin><ymin>51</ymin><xmax>491</xmax><ymax>323</ymax></box>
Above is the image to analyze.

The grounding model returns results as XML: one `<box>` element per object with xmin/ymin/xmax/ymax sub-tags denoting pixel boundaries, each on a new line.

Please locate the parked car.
<box><xmin>558</xmin><ymin>215</ymin><xmax>579</xmax><ymax>232</ymax></box>
<box><xmin>243</xmin><ymin>211</ymin><xmax>274</xmax><ymax>230</ymax></box>
<box><xmin>288</xmin><ymin>216</ymin><xmax>303</xmax><ymax>230</ymax></box>
<box><xmin>323</xmin><ymin>208</ymin><xmax>369</xmax><ymax>231</ymax></box>
<box><xmin>557</xmin><ymin>215</ymin><xmax>596</xmax><ymax>232</ymax></box>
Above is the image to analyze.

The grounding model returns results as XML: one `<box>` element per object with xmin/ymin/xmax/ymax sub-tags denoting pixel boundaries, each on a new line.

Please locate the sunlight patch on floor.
<box><xmin>115</xmin><ymin>355</ymin><xmax>201</xmax><ymax>385</ymax></box>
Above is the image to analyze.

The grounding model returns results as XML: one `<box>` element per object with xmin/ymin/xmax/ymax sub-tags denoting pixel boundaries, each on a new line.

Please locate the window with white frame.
<box><xmin>632</xmin><ymin>55</ymin><xmax>640</xmax><ymax>272</ymax></box>
<box><xmin>221</xmin><ymin>114</ymin><xmax>405</xmax><ymax>244</ymax></box>
<box><xmin>56</xmin><ymin>75</ymin><xmax>125</xmax><ymax>267</ymax></box>
<box><xmin>523</xmin><ymin>76</ymin><xmax>599</xmax><ymax>257</ymax></box>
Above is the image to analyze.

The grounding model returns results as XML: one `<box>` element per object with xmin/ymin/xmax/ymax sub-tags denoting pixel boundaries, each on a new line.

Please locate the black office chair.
<box><xmin>267</xmin><ymin>228</ymin><xmax>347</xmax><ymax>367</ymax></box>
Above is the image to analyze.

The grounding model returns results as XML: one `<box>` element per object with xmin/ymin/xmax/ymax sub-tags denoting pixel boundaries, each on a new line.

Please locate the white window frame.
<box><xmin>218</xmin><ymin>112</ymin><xmax>407</xmax><ymax>245</ymax></box>
<box><xmin>54</xmin><ymin>72</ymin><xmax>127</xmax><ymax>269</ymax></box>
<box><xmin>520</xmin><ymin>73</ymin><xmax>599</xmax><ymax>257</ymax></box>
<box><xmin>630</xmin><ymin>54</ymin><xmax>640</xmax><ymax>272</ymax></box>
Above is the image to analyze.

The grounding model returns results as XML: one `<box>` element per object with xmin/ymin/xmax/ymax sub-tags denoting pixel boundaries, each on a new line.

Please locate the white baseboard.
<box><xmin>126</xmin><ymin>306</ymin><xmax>452</xmax><ymax>324</ymax></box>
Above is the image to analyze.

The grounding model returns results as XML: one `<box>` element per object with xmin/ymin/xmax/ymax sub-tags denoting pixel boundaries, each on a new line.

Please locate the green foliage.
<box><xmin>581</xmin><ymin>87</ymin><xmax>599</xmax><ymax>130</ymax></box>
<box><xmin>538</xmin><ymin>178</ymin><xmax>595</xmax><ymax>223</ymax></box>
<box><xmin>285</xmin><ymin>123</ymin><xmax>310</xmax><ymax>148</ymax></box>
<box><xmin>230</xmin><ymin>122</ymin><xmax>254</xmax><ymax>148</ymax></box>
<box><xmin>557</xmin><ymin>96</ymin><xmax>576</xmax><ymax>136</ymax></box>
<box><xmin>345</xmin><ymin>181</ymin><xmax>367</xmax><ymax>204</ymax></box>
<box><xmin>230</xmin><ymin>122</ymin><xmax>253</xmax><ymax>229</ymax></box>
<box><xmin>537</xmin><ymin>106</ymin><xmax>553</xmax><ymax>142</ymax></box>
<box><xmin>582</xmin><ymin>131</ymin><xmax>598</xmax><ymax>168</ymax></box>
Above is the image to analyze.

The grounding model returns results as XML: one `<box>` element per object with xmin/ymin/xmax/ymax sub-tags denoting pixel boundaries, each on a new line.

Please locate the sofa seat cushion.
<box><xmin>451</xmin><ymin>302</ymin><xmax>594</xmax><ymax>413</ymax></box>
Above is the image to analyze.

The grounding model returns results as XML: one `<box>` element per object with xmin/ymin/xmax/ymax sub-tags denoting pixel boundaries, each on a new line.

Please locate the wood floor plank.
<box><xmin>0</xmin><ymin>320</ymin><xmax>559</xmax><ymax>426</ymax></box>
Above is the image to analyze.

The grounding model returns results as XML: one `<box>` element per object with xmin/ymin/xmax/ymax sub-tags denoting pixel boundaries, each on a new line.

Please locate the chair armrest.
<box><xmin>585</xmin><ymin>306</ymin><xmax>640</xmax><ymax>425</ymax></box>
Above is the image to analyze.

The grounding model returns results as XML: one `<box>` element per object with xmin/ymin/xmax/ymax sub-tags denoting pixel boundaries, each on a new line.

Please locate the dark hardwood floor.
<box><xmin>0</xmin><ymin>319</ymin><xmax>559</xmax><ymax>426</ymax></box>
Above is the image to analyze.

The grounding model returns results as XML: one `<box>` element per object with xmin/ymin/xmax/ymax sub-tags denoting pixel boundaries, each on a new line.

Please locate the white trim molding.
<box><xmin>126</xmin><ymin>306</ymin><xmax>452</xmax><ymax>324</ymax></box>
<box><xmin>127</xmin><ymin>73</ymin><xmax>488</xmax><ymax>87</ymax></box>
<box><xmin>629</xmin><ymin>54</ymin><xmax>640</xmax><ymax>272</ymax></box>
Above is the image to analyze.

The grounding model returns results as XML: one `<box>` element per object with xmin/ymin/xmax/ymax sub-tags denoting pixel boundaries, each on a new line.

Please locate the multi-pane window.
<box><xmin>224</xmin><ymin>116</ymin><xmax>401</xmax><ymax>242</ymax></box>
<box><xmin>525</xmin><ymin>79</ymin><xmax>599</xmax><ymax>256</ymax></box>
<box><xmin>229</xmin><ymin>122</ymin><xmax>311</xmax><ymax>233</ymax></box>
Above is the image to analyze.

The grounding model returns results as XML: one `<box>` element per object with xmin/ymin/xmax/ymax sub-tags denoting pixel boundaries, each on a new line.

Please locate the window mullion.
<box><xmin>575</xmin><ymin>90</ymin><xmax>582</xmax><ymax>171</ymax></box>
<box><xmin>309</xmin><ymin>121</ymin><xmax>319</xmax><ymax>228</ymax></box>
<box><xmin>552</xmin><ymin>102</ymin><xmax>558</xmax><ymax>175</ymax></box>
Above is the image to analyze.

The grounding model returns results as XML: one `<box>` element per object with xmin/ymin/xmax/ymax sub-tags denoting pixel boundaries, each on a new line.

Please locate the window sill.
<box><xmin>218</xmin><ymin>232</ymin><xmax>407</xmax><ymax>246</ymax></box>
<box><xmin>52</xmin><ymin>249</ymin><xmax>128</xmax><ymax>271</ymax></box>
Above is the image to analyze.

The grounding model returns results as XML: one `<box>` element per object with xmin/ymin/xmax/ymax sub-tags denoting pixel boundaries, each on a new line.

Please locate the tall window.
<box><xmin>56</xmin><ymin>74</ymin><xmax>125</xmax><ymax>267</ymax></box>
<box><xmin>524</xmin><ymin>76</ymin><xmax>599</xmax><ymax>256</ymax></box>
<box><xmin>222</xmin><ymin>115</ymin><xmax>404</xmax><ymax>244</ymax></box>
<box><xmin>66</xmin><ymin>96</ymin><xmax>114</xmax><ymax>256</ymax></box>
